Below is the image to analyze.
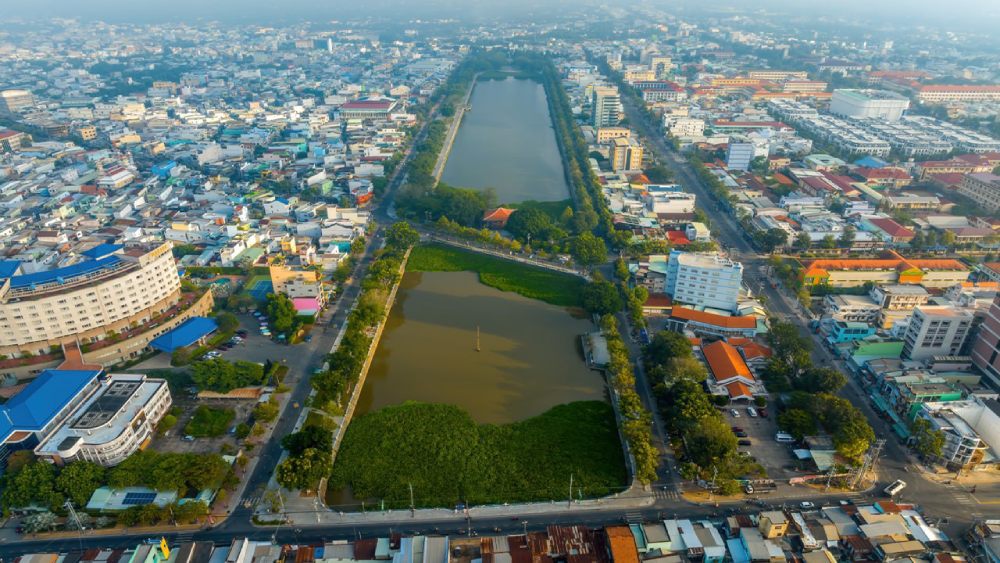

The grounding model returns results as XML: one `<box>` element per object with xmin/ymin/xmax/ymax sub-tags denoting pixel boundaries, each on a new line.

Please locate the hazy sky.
<box><xmin>3</xmin><ymin>0</ymin><xmax>998</xmax><ymax>29</ymax></box>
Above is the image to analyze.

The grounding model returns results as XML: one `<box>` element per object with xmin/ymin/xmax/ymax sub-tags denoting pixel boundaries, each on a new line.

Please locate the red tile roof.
<box><xmin>867</xmin><ymin>217</ymin><xmax>915</xmax><ymax>239</ymax></box>
<box><xmin>671</xmin><ymin>306</ymin><xmax>758</xmax><ymax>329</ymax></box>
<box><xmin>703</xmin><ymin>340</ymin><xmax>755</xmax><ymax>382</ymax></box>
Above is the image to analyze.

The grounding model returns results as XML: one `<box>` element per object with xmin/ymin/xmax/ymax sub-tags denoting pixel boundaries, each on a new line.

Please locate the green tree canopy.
<box><xmin>572</xmin><ymin>232</ymin><xmax>608</xmax><ymax>266</ymax></box>
<box><xmin>582</xmin><ymin>280</ymin><xmax>623</xmax><ymax>315</ymax></box>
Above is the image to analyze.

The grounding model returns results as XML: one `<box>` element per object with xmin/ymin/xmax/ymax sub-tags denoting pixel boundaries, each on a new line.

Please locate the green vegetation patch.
<box><xmin>185</xmin><ymin>406</ymin><xmax>235</xmax><ymax>437</ymax></box>
<box><xmin>407</xmin><ymin>243</ymin><xmax>584</xmax><ymax>307</ymax></box>
<box><xmin>330</xmin><ymin>401</ymin><xmax>626</xmax><ymax>507</ymax></box>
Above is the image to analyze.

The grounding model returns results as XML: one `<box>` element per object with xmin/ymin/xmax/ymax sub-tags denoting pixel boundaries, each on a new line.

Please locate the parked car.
<box><xmin>731</xmin><ymin>426</ymin><xmax>743</xmax><ymax>433</ymax></box>
<box><xmin>738</xmin><ymin>439</ymin><xmax>752</xmax><ymax>446</ymax></box>
<box><xmin>182</xmin><ymin>435</ymin><xmax>195</xmax><ymax>442</ymax></box>
<box><xmin>800</xmin><ymin>501</ymin><xmax>816</xmax><ymax>509</ymax></box>
<box><xmin>747</xmin><ymin>407</ymin><xmax>758</xmax><ymax>418</ymax></box>
<box><xmin>735</xmin><ymin>431</ymin><xmax>748</xmax><ymax>438</ymax></box>
<box><xmin>759</xmin><ymin>407</ymin><xmax>768</xmax><ymax>418</ymax></box>
<box><xmin>730</xmin><ymin>409</ymin><xmax>740</xmax><ymax>418</ymax></box>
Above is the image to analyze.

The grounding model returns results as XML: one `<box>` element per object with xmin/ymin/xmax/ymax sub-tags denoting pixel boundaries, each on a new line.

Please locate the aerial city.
<box><xmin>1</xmin><ymin>0</ymin><xmax>1000</xmax><ymax>561</ymax></box>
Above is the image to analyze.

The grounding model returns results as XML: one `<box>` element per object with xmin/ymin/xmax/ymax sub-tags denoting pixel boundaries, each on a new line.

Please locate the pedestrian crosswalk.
<box><xmin>624</xmin><ymin>511</ymin><xmax>645</xmax><ymax>523</ymax></box>
<box><xmin>654</xmin><ymin>488</ymin><xmax>681</xmax><ymax>501</ymax></box>
<box><xmin>243</xmin><ymin>495</ymin><xmax>262</xmax><ymax>508</ymax></box>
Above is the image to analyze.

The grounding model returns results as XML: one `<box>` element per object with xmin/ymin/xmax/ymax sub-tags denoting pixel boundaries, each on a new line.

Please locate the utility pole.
<box><xmin>824</xmin><ymin>465</ymin><xmax>835</xmax><ymax>492</ymax></box>
<box><xmin>568</xmin><ymin>474</ymin><xmax>574</xmax><ymax>508</ymax></box>
<box><xmin>708</xmin><ymin>466</ymin><xmax>718</xmax><ymax>502</ymax></box>
<box><xmin>409</xmin><ymin>483</ymin><xmax>415</xmax><ymax>517</ymax></box>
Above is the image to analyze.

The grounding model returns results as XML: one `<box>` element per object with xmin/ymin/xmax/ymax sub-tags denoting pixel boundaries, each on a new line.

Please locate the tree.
<box><xmin>754</xmin><ymin>228</ymin><xmax>788</xmax><ymax>253</ymax></box>
<box><xmin>911</xmin><ymin>418</ymin><xmax>945</xmax><ymax>459</ymax></box>
<box><xmin>282</xmin><ymin>425</ymin><xmax>333</xmax><ymax>457</ymax></box>
<box><xmin>798</xmin><ymin>367</ymin><xmax>848</xmax><ymax>394</ymax></box>
<box><xmin>384</xmin><ymin>221</ymin><xmax>420</xmax><ymax>250</ymax></box>
<box><xmin>21</xmin><ymin>511</ymin><xmax>58</xmax><ymax>533</ymax></box>
<box><xmin>821</xmin><ymin>234</ymin><xmax>837</xmax><ymax>250</ymax></box>
<box><xmin>794</xmin><ymin>232</ymin><xmax>812</xmax><ymax>250</ymax></box>
<box><xmin>215</xmin><ymin>312</ymin><xmax>239</xmax><ymax>333</ymax></box>
<box><xmin>646</xmin><ymin>330</ymin><xmax>693</xmax><ymax>366</ymax></box>
<box><xmin>834</xmin><ymin>416</ymin><xmax>875</xmax><ymax>463</ymax></box>
<box><xmin>941</xmin><ymin>230</ymin><xmax>957</xmax><ymax>249</ymax></box>
<box><xmin>777</xmin><ymin>409</ymin><xmax>816</xmax><ymax>440</ymax></box>
<box><xmin>1</xmin><ymin>461</ymin><xmax>62</xmax><ymax>511</ymax></box>
<box><xmin>265</xmin><ymin>293</ymin><xmax>299</xmax><ymax>335</ymax></box>
<box><xmin>55</xmin><ymin>461</ymin><xmax>105</xmax><ymax>507</ymax></box>
<box><xmin>645</xmin><ymin>164</ymin><xmax>673</xmax><ymax>184</ymax></box>
<box><xmin>253</xmin><ymin>399</ymin><xmax>280</xmax><ymax>424</ymax></box>
<box><xmin>275</xmin><ymin>448</ymin><xmax>332</xmax><ymax>491</ymax></box>
<box><xmin>581</xmin><ymin>281</ymin><xmax>623</xmax><ymax>315</ymax></box>
<box><xmin>572</xmin><ymin>232</ymin><xmax>608</xmax><ymax>266</ymax></box>
<box><xmin>614</xmin><ymin>257</ymin><xmax>629</xmax><ymax>281</ymax></box>
<box><xmin>506</xmin><ymin>207</ymin><xmax>556</xmax><ymax>243</ymax></box>
<box><xmin>839</xmin><ymin>225</ymin><xmax>856</xmax><ymax>248</ymax></box>
<box><xmin>685</xmin><ymin>417</ymin><xmax>738</xmax><ymax>469</ymax></box>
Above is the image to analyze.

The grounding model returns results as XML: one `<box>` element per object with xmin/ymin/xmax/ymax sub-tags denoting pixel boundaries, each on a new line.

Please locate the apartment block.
<box><xmin>665</xmin><ymin>250</ymin><xmax>744</xmax><ymax>313</ymax></box>
<box><xmin>902</xmin><ymin>306</ymin><xmax>973</xmax><ymax>361</ymax></box>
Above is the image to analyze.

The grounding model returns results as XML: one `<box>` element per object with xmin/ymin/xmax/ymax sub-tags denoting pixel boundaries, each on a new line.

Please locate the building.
<box><xmin>0</xmin><ymin>129</ymin><xmax>29</xmax><ymax>153</ymax></box>
<box><xmin>759</xmin><ymin>511</ymin><xmax>790</xmax><ymax>539</ymax></box>
<box><xmin>610</xmin><ymin>136</ymin><xmax>644</xmax><ymax>171</ymax></box>
<box><xmin>830</xmin><ymin>89</ymin><xmax>910</xmax><ymax>122</ymax></box>
<box><xmin>269</xmin><ymin>263</ymin><xmax>325</xmax><ymax>302</ymax></box>
<box><xmin>917</xmin><ymin>85</ymin><xmax>1000</xmax><ymax>103</ymax></box>
<box><xmin>338</xmin><ymin>97</ymin><xmax>398</xmax><ymax>120</ymax></box>
<box><xmin>902</xmin><ymin>306</ymin><xmax>973</xmax><ymax>361</ymax></box>
<box><xmin>972</xmin><ymin>296</ymin><xmax>1000</xmax><ymax>388</ymax></box>
<box><xmin>0</xmin><ymin>89</ymin><xmax>34</xmax><ymax>114</ymax></box>
<box><xmin>596</xmin><ymin>127</ymin><xmax>631</xmax><ymax>143</ymax></box>
<box><xmin>958</xmin><ymin>173</ymin><xmax>1000</xmax><ymax>213</ymax></box>
<box><xmin>702</xmin><ymin>340</ymin><xmax>763</xmax><ymax>401</ymax></box>
<box><xmin>726</xmin><ymin>142</ymin><xmax>755</xmax><ymax>172</ymax></box>
<box><xmin>592</xmin><ymin>86</ymin><xmax>622</xmax><ymax>128</ymax></box>
<box><xmin>665</xmin><ymin>251</ymin><xmax>743</xmax><ymax>312</ymax></box>
<box><xmin>799</xmin><ymin>254</ymin><xmax>970</xmax><ymax>288</ymax></box>
<box><xmin>748</xmin><ymin>70</ymin><xmax>809</xmax><ymax>81</ymax></box>
<box><xmin>0</xmin><ymin>369</ymin><xmax>101</xmax><ymax>468</ymax></box>
<box><xmin>667</xmin><ymin>307</ymin><xmax>759</xmax><ymax>339</ymax></box>
<box><xmin>824</xmin><ymin>294</ymin><xmax>881</xmax><ymax>323</ymax></box>
<box><xmin>916</xmin><ymin>399</ymin><xmax>1000</xmax><ymax>470</ymax></box>
<box><xmin>34</xmin><ymin>373</ymin><xmax>172</xmax><ymax>466</ymax></box>
<box><xmin>669</xmin><ymin>117</ymin><xmax>705</xmax><ymax>138</ymax></box>
<box><xmin>0</xmin><ymin>243</ymin><xmax>183</xmax><ymax>358</ymax></box>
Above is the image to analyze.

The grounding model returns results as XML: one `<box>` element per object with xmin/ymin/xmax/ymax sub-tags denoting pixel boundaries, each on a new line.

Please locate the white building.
<box><xmin>917</xmin><ymin>399</ymin><xmax>1000</xmax><ymax>470</ymax></box>
<box><xmin>646</xmin><ymin>191</ymin><xmax>696</xmax><ymax>215</ymax></box>
<box><xmin>592</xmin><ymin>86</ymin><xmax>622</xmax><ymax>128</ymax></box>
<box><xmin>726</xmin><ymin>142</ymin><xmax>755</xmax><ymax>171</ymax></box>
<box><xmin>665</xmin><ymin>250</ymin><xmax>743</xmax><ymax>313</ymax></box>
<box><xmin>830</xmin><ymin>89</ymin><xmax>910</xmax><ymax>122</ymax></box>
<box><xmin>902</xmin><ymin>305</ymin><xmax>974</xmax><ymax>361</ymax></box>
<box><xmin>34</xmin><ymin>373</ymin><xmax>172</xmax><ymax>466</ymax></box>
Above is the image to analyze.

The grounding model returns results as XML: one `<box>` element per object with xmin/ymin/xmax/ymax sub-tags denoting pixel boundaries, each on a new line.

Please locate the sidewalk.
<box><xmin>262</xmin><ymin>487</ymin><xmax>656</xmax><ymax>528</ymax></box>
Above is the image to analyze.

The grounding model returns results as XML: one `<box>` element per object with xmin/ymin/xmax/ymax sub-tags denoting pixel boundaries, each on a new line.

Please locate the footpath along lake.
<box><xmin>441</xmin><ymin>77</ymin><xmax>570</xmax><ymax>203</ymax></box>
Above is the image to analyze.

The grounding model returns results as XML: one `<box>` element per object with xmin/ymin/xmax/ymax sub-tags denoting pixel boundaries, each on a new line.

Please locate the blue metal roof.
<box><xmin>7</xmin><ymin>255</ymin><xmax>122</xmax><ymax>289</ymax></box>
<box><xmin>0</xmin><ymin>369</ymin><xmax>101</xmax><ymax>443</ymax></box>
<box><xmin>149</xmin><ymin>317</ymin><xmax>218</xmax><ymax>353</ymax></box>
<box><xmin>80</xmin><ymin>243</ymin><xmax>123</xmax><ymax>259</ymax></box>
<box><xmin>0</xmin><ymin>260</ymin><xmax>21</xmax><ymax>278</ymax></box>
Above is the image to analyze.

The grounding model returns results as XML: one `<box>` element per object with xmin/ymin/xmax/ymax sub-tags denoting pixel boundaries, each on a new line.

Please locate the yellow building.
<box><xmin>758</xmin><ymin>511</ymin><xmax>789</xmax><ymax>538</ymax></box>
<box><xmin>610</xmin><ymin>137</ymin><xmax>644</xmax><ymax>172</ymax></box>
<box><xmin>596</xmin><ymin>127</ymin><xmax>631</xmax><ymax>143</ymax></box>
<box><xmin>76</xmin><ymin>125</ymin><xmax>97</xmax><ymax>141</ymax></box>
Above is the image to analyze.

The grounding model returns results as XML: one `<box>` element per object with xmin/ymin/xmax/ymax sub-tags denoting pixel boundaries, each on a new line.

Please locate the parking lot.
<box><xmin>725</xmin><ymin>403</ymin><xmax>798</xmax><ymax>481</ymax></box>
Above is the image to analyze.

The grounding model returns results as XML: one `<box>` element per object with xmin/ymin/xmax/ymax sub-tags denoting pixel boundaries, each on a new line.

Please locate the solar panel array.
<box><xmin>122</xmin><ymin>492</ymin><xmax>157</xmax><ymax>506</ymax></box>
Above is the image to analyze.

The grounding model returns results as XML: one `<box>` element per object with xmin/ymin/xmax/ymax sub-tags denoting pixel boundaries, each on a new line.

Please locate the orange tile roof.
<box><xmin>605</xmin><ymin>527</ymin><xmax>639</xmax><ymax>563</ymax></box>
<box><xmin>739</xmin><ymin>342</ymin><xmax>773</xmax><ymax>360</ymax></box>
<box><xmin>703</xmin><ymin>340</ymin><xmax>755</xmax><ymax>382</ymax></box>
<box><xmin>726</xmin><ymin>381</ymin><xmax>754</xmax><ymax>399</ymax></box>
<box><xmin>483</xmin><ymin>207</ymin><xmax>515</xmax><ymax>223</ymax></box>
<box><xmin>671</xmin><ymin>306</ymin><xmax>758</xmax><ymax>329</ymax></box>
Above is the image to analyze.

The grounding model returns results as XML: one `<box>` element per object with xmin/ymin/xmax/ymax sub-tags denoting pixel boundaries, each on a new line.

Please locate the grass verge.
<box><xmin>329</xmin><ymin>400</ymin><xmax>626</xmax><ymax>508</ymax></box>
<box><xmin>407</xmin><ymin>243</ymin><xmax>584</xmax><ymax>307</ymax></box>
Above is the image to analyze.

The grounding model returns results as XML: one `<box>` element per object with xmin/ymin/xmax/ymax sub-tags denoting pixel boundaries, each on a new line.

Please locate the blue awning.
<box><xmin>150</xmin><ymin>317</ymin><xmax>218</xmax><ymax>352</ymax></box>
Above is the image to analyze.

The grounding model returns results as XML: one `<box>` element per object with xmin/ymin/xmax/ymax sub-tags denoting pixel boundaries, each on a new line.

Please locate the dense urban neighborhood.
<box><xmin>1</xmin><ymin>2</ymin><xmax>1000</xmax><ymax>563</ymax></box>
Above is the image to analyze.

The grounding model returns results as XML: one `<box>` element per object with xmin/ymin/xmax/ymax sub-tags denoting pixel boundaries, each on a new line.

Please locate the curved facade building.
<box><xmin>0</xmin><ymin>243</ymin><xmax>182</xmax><ymax>357</ymax></box>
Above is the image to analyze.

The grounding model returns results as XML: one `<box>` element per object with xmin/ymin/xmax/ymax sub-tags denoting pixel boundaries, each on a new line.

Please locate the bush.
<box><xmin>185</xmin><ymin>406</ymin><xmax>235</xmax><ymax>438</ymax></box>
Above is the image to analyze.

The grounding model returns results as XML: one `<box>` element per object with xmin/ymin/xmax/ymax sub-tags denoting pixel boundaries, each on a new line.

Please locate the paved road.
<box><xmin>616</xmin><ymin>88</ymin><xmax>988</xmax><ymax>538</ymax></box>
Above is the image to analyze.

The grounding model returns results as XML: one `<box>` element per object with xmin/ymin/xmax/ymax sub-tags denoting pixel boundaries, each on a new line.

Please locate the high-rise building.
<box><xmin>664</xmin><ymin>251</ymin><xmax>744</xmax><ymax>313</ymax></box>
<box><xmin>830</xmin><ymin>89</ymin><xmax>910</xmax><ymax>122</ymax></box>
<box><xmin>902</xmin><ymin>305</ymin><xmax>973</xmax><ymax>361</ymax></box>
<box><xmin>592</xmin><ymin>86</ymin><xmax>622</xmax><ymax>128</ymax></box>
<box><xmin>726</xmin><ymin>142</ymin><xmax>755</xmax><ymax>171</ymax></box>
<box><xmin>972</xmin><ymin>296</ymin><xmax>1000</xmax><ymax>388</ymax></box>
<box><xmin>609</xmin><ymin>136</ymin><xmax>643</xmax><ymax>171</ymax></box>
<box><xmin>0</xmin><ymin>90</ymin><xmax>34</xmax><ymax>114</ymax></box>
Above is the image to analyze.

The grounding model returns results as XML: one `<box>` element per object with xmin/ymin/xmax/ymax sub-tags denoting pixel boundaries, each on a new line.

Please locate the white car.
<box><xmin>731</xmin><ymin>409</ymin><xmax>740</xmax><ymax>418</ymax></box>
<box><xmin>800</xmin><ymin>501</ymin><xmax>816</xmax><ymax>509</ymax></box>
<box><xmin>747</xmin><ymin>407</ymin><xmax>758</xmax><ymax>418</ymax></box>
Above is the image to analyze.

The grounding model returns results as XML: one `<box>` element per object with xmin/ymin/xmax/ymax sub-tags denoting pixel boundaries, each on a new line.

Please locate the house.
<box><xmin>483</xmin><ymin>207</ymin><xmax>515</xmax><ymax>230</ymax></box>
<box><xmin>758</xmin><ymin>511</ymin><xmax>789</xmax><ymax>539</ymax></box>
<box><xmin>863</xmin><ymin>217</ymin><xmax>915</xmax><ymax>244</ymax></box>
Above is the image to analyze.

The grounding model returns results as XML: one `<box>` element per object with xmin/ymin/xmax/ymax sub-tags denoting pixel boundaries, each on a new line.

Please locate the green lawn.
<box><xmin>330</xmin><ymin>401</ymin><xmax>626</xmax><ymax>508</ymax></box>
<box><xmin>407</xmin><ymin>243</ymin><xmax>584</xmax><ymax>307</ymax></box>
<box><xmin>185</xmin><ymin>406</ymin><xmax>235</xmax><ymax>438</ymax></box>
